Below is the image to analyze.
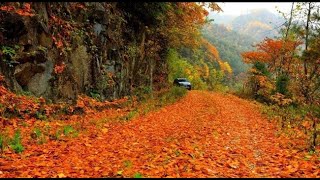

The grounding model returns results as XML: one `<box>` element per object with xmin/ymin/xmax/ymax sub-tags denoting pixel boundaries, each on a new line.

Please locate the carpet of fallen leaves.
<box><xmin>1</xmin><ymin>90</ymin><xmax>320</xmax><ymax>178</ymax></box>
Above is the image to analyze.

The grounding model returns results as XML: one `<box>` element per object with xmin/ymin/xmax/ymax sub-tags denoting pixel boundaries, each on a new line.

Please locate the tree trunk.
<box><xmin>302</xmin><ymin>2</ymin><xmax>312</xmax><ymax>103</ymax></box>
<box><xmin>285</xmin><ymin>2</ymin><xmax>294</xmax><ymax>39</ymax></box>
<box><xmin>304</xmin><ymin>2</ymin><xmax>311</xmax><ymax>76</ymax></box>
<box><xmin>279</xmin><ymin>2</ymin><xmax>294</xmax><ymax>76</ymax></box>
<box><xmin>150</xmin><ymin>58</ymin><xmax>154</xmax><ymax>98</ymax></box>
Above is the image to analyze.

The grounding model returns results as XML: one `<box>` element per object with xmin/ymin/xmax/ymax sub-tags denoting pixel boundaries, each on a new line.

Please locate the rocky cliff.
<box><xmin>0</xmin><ymin>2</ymin><xmax>168</xmax><ymax>103</ymax></box>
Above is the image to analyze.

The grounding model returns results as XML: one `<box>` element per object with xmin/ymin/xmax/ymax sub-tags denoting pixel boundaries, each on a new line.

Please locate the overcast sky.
<box><xmin>215</xmin><ymin>2</ymin><xmax>293</xmax><ymax>16</ymax></box>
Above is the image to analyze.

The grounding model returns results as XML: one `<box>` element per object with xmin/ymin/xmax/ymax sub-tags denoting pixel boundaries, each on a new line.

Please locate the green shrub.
<box><xmin>253</xmin><ymin>62</ymin><xmax>270</xmax><ymax>77</ymax></box>
<box><xmin>1</xmin><ymin>45</ymin><xmax>19</xmax><ymax>67</ymax></box>
<box><xmin>90</xmin><ymin>90</ymin><xmax>101</xmax><ymax>100</ymax></box>
<box><xmin>276</xmin><ymin>74</ymin><xmax>290</xmax><ymax>96</ymax></box>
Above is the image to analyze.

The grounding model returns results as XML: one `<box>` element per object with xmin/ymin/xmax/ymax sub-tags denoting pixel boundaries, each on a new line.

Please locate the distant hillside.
<box><xmin>202</xmin><ymin>23</ymin><xmax>255</xmax><ymax>75</ymax></box>
<box><xmin>231</xmin><ymin>9</ymin><xmax>285</xmax><ymax>41</ymax></box>
<box><xmin>208</xmin><ymin>8</ymin><xmax>285</xmax><ymax>41</ymax></box>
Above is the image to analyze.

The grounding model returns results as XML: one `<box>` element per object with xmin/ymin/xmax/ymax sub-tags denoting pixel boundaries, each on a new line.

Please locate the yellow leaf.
<box><xmin>101</xmin><ymin>128</ymin><xmax>108</xmax><ymax>133</ymax></box>
<box><xmin>94</xmin><ymin>167</ymin><xmax>101</xmax><ymax>171</ymax></box>
<box><xmin>84</xmin><ymin>143</ymin><xmax>92</xmax><ymax>147</ymax></box>
<box><xmin>57</xmin><ymin>173</ymin><xmax>66</xmax><ymax>178</ymax></box>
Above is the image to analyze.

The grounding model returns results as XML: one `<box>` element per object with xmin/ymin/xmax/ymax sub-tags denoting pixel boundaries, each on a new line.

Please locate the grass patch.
<box><xmin>10</xmin><ymin>129</ymin><xmax>24</xmax><ymax>153</ymax></box>
<box><xmin>124</xmin><ymin>109</ymin><xmax>139</xmax><ymax>121</ymax></box>
<box><xmin>35</xmin><ymin>111</ymin><xmax>47</xmax><ymax>121</ymax></box>
<box><xmin>133</xmin><ymin>172</ymin><xmax>143</xmax><ymax>178</ymax></box>
<box><xmin>123</xmin><ymin>160</ymin><xmax>133</xmax><ymax>168</ymax></box>
<box><xmin>63</xmin><ymin>125</ymin><xmax>78</xmax><ymax>137</ymax></box>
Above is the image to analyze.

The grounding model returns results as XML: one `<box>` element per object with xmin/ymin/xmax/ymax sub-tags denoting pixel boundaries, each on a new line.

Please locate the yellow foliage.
<box><xmin>217</xmin><ymin>60</ymin><xmax>233</xmax><ymax>74</ymax></box>
<box><xmin>185</xmin><ymin>68</ymin><xmax>192</xmax><ymax>76</ymax></box>
<box><xmin>223</xmin><ymin>61</ymin><xmax>232</xmax><ymax>74</ymax></box>
<box><xmin>203</xmin><ymin>63</ymin><xmax>210</xmax><ymax>78</ymax></box>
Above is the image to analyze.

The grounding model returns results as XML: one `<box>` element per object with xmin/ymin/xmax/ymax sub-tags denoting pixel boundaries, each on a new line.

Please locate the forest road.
<box><xmin>1</xmin><ymin>90</ymin><xmax>319</xmax><ymax>177</ymax></box>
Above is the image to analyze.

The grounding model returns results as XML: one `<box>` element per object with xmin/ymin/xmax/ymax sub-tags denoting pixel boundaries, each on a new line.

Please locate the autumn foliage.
<box><xmin>0</xmin><ymin>75</ymin><xmax>128</xmax><ymax>124</ymax></box>
<box><xmin>202</xmin><ymin>38</ymin><xmax>232</xmax><ymax>74</ymax></box>
<box><xmin>2</xmin><ymin>1</ymin><xmax>320</xmax><ymax>178</ymax></box>
<box><xmin>163</xmin><ymin>3</ymin><xmax>221</xmax><ymax>49</ymax></box>
<box><xmin>241</xmin><ymin>38</ymin><xmax>302</xmax><ymax>73</ymax></box>
<box><xmin>240</xmin><ymin>38</ymin><xmax>303</xmax><ymax>101</ymax></box>
<box><xmin>0</xmin><ymin>3</ymin><xmax>34</xmax><ymax>16</ymax></box>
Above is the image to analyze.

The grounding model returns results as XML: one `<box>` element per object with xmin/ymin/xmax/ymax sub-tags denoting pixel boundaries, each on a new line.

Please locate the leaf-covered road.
<box><xmin>1</xmin><ymin>91</ymin><xmax>319</xmax><ymax>177</ymax></box>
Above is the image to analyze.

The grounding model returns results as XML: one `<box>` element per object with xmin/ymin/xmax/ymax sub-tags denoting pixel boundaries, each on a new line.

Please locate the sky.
<box><xmin>215</xmin><ymin>2</ymin><xmax>293</xmax><ymax>16</ymax></box>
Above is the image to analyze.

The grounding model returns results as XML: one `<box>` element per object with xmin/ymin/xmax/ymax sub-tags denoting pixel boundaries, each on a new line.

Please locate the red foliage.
<box><xmin>0</xmin><ymin>3</ymin><xmax>34</xmax><ymax>16</ymax></box>
<box><xmin>54</xmin><ymin>63</ymin><xmax>66</xmax><ymax>74</ymax></box>
<box><xmin>0</xmin><ymin>5</ymin><xmax>15</xmax><ymax>11</ymax></box>
<box><xmin>241</xmin><ymin>38</ymin><xmax>302</xmax><ymax>64</ymax></box>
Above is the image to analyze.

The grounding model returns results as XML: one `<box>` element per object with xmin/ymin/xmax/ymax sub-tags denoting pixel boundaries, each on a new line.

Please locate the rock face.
<box><xmin>70</xmin><ymin>45</ymin><xmax>90</xmax><ymax>92</ymax></box>
<box><xmin>27</xmin><ymin>60</ymin><xmax>53</xmax><ymax>97</ymax></box>
<box><xmin>0</xmin><ymin>2</ymin><xmax>168</xmax><ymax>103</ymax></box>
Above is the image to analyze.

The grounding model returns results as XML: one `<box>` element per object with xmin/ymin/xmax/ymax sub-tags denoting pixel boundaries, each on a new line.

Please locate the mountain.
<box><xmin>202</xmin><ymin>23</ymin><xmax>255</xmax><ymax>75</ymax></box>
<box><xmin>208</xmin><ymin>8</ymin><xmax>285</xmax><ymax>41</ymax></box>
<box><xmin>202</xmin><ymin>9</ymin><xmax>286</xmax><ymax>75</ymax></box>
<box><xmin>231</xmin><ymin>9</ymin><xmax>285</xmax><ymax>41</ymax></box>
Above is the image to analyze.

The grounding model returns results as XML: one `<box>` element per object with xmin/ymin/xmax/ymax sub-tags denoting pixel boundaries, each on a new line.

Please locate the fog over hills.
<box><xmin>208</xmin><ymin>8</ymin><xmax>285</xmax><ymax>41</ymax></box>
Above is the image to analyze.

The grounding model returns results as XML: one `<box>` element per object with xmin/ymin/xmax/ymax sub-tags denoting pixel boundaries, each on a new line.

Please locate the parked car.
<box><xmin>173</xmin><ymin>78</ymin><xmax>192</xmax><ymax>90</ymax></box>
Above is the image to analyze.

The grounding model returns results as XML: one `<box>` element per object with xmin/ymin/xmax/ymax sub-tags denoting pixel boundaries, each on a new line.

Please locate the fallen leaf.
<box><xmin>57</xmin><ymin>173</ymin><xmax>66</xmax><ymax>178</ymax></box>
<box><xmin>101</xmin><ymin>128</ymin><xmax>108</xmax><ymax>133</ymax></box>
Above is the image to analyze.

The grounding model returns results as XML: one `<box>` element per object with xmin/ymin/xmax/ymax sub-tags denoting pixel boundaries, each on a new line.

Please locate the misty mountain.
<box><xmin>209</xmin><ymin>8</ymin><xmax>285</xmax><ymax>41</ymax></box>
<box><xmin>231</xmin><ymin>9</ymin><xmax>285</xmax><ymax>41</ymax></box>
